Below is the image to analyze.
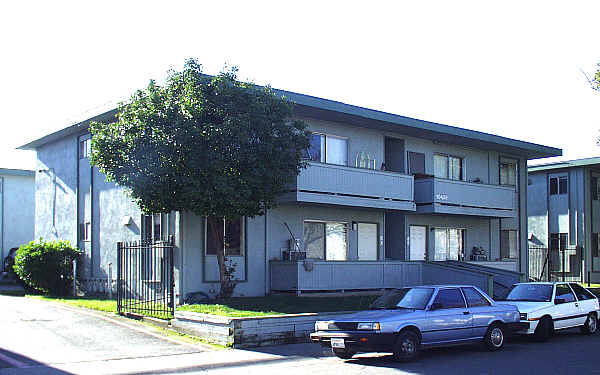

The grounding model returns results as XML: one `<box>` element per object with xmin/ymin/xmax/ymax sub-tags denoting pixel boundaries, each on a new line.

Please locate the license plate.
<box><xmin>331</xmin><ymin>338</ymin><xmax>345</xmax><ymax>349</ymax></box>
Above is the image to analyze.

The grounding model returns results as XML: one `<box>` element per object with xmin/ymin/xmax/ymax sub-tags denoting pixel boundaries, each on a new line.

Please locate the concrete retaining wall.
<box><xmin>172</xmin><ymin>310</ymin><xmax>351</xmax><ymax>348</ymax></box>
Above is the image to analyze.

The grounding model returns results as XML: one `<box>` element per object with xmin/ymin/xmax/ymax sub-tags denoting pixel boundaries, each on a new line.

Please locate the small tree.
<box><xmin>90</xmin><ymin>59</ymin><xmax>310</xmax><ymax>299</ymax></box>
<box><xmin>13</xmin><ymin>239</ymin><xmax>80</xmax><ymax>295</ymax></box>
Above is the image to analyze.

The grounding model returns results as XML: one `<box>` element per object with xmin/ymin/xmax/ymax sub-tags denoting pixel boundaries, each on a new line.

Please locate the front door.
<box><xmin>409</xmin><ymin>225</ymin><xmax>426</xmax><ymax>261</ymax></box>
<box><xmin>422</xmin><ymin>288</ymin><xmax>472</xmax><ymax>344</ymax></box>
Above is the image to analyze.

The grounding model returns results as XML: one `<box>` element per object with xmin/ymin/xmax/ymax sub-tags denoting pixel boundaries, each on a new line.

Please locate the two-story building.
<box><xmin>20</xmin><ymin>88</ymin><xmax>561</xmax><ymax>299</ymax></box>
<box><xmin>528</xmin><ymin>157</ymin><xmax>600</xmax><ymax>283</ymax></box>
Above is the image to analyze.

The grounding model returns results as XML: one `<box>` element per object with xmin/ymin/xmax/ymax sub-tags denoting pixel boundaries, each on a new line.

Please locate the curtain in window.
<box><xmin>434</xmin><ymin>228</ymin><xmax>448</xmax><ymax>261</ymax></box>
<box><xmin>449</xmin><ymin>157</ymin><xmax>462</xmax><ymax>180</ymax></box>
<box><xmin>357</xmin><ymin>223</ymin><xmax>377</xmax><ymax>260</ymax></box>
<box><xmin>326</xmin><ymin>223</ymin><xmax>347</xmax><ymax>260</ymax></box>
<box><xmin>448</xmin><ymin>229</ymin><xmax>462</xmax><ymax>260</ymax></box>
<box><xmin>434</xmin><ymin>155</ymin><xmax>448</xmax><ymax>179</ymax></box>
<box><xmin>326</xmin><ymin>136</ymin><xmax>347</xmax><ymax>166</ymax></box>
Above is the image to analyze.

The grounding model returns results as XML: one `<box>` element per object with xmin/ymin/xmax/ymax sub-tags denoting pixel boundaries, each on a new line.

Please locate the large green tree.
<box><xmin>90</xmin><ymin>59</ymin><xmax>310</xmax><ymax>298</ymax></box>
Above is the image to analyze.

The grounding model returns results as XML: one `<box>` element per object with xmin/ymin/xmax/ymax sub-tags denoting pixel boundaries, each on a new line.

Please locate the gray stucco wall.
<box><xmin>0</xmin><ymin>173</ymin><xmax>35</xmax><ymax>265</ymax></box>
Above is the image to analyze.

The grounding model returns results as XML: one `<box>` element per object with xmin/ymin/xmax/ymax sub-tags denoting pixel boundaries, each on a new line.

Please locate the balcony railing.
<box><xmin>280</xmin><ymin>161</ymin><xmax>415</xmax><ymax>211</ymax></box>
<box><xmin>414</xmin><ymin>177</ymin><xmax>516</xmax><ymax>217</ymax></box>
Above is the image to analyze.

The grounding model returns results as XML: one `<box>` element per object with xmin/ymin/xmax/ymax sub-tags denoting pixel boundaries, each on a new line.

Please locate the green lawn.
<box><xmin>29</xmin><ymin>294</ymin><xmax>379</xmax><ymax>318</ymax></box>
<box><xmin>177</xmin><ymin>295</ymin><xmax>379</xmax><ymax>317</ymax></box>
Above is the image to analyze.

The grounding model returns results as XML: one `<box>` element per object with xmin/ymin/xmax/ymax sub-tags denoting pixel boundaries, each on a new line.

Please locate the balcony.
<box><xmin>414</xmin><ymin>177</ymin><xmax>516</xmax><ymax>218</ymax></box>
<box><xmin>280</xmin><ymin>161</ymin><xmax>415</xmax><ymax>211</ymax></box>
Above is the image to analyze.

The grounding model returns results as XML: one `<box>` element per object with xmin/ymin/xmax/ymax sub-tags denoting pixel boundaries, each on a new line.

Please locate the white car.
<box><xmin>497</xmin><ymin>282</ymin><xmax>599</xmax><ymax>341</ymax></box>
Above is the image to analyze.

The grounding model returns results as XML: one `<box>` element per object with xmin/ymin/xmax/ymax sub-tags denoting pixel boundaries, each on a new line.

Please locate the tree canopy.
<box><xmin>90</xmin><ymin>59</ymin><xmax>310</xmax><ymax>219</ymax></box>
<box><xmin>90</xmin><ymin>59</ymin><xmax>311</xmax><ymax>298</ymax></box>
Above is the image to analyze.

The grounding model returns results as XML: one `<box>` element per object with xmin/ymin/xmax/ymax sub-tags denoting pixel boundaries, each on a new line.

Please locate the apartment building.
<box><xmin>528</xmin><ymin>157</ymin><xmax>600</xmax><ymax>283</ymax></box>
<box><xmin>20</xmin><ymin>89</ymin><xmax>561</xmax><ymax>298</ymax></box>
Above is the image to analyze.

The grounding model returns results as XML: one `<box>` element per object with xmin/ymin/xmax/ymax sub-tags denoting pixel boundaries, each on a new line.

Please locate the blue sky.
<box><xmin>2</xmin><ymin>1</ymin><xmax>599</xmax><ymax>170</ymax></box>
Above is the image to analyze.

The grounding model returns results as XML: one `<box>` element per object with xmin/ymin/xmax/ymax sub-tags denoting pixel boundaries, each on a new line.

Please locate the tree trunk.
<box><xmin>208</xmin><ymin>218</ymin><xmax>236</xmax><ymax>300</ymax></box>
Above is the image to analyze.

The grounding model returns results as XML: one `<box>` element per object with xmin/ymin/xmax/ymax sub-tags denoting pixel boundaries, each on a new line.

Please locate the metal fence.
<box><xmin>117</xmin><ymin>236</ymin><xmax>175</xmax><ymax>318</ymax></box>
<box><xmin>529</xmin><ymin>245</ymin><xmax>583</xmax><ymax>282</ymax></box>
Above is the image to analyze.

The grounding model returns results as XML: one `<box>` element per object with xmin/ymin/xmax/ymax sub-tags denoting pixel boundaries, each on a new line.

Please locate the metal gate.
<box><xmin>529</xmin><ymin>245</ymin><xmax>583</xmax><ymax>282</ymax></box>
<box><xmin>117</xmin><ymin>237</ymin><xmax>175</xmax><ymax>318</ymax></box>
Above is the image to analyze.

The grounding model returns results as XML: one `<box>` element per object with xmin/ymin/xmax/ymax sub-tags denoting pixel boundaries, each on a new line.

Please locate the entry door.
<box><xmin>553</xmin><ymin>283</ymin><xmax>580</xmax><ymax>329</ymax></box>
<box><xmin>409</xmin><ymin>225</ymin><xmax>427</xmax><ymax>261</ymax></box>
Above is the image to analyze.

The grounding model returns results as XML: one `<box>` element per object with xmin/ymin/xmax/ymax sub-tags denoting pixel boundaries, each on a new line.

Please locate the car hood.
<box><xmin>496</xmin><ymin>301</ymin><xmax>552</xmax><ymax>313</ymax></box>
<box><xmin>320</xmin><ymin>309</ymin><xmax>420</xmax><ymax>322</ymax></box>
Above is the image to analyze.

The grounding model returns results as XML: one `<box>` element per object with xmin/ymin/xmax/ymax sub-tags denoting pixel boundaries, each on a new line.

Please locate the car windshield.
<box><xmin>370</xmin><ymin>288</ymin><xmax>434</xmax><ymax>310</ymax></box>
<box><xmin>504</xmin><ymin>284</ymin><xmax>553</xmax><ymax>302</ymax></box>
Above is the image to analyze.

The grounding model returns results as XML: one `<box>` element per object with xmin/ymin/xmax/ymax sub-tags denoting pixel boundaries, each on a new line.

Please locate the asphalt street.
<box><xmin>1</xmin><ymin>295</ymin><xmax>600</xmax><ymax>374</ymax></box>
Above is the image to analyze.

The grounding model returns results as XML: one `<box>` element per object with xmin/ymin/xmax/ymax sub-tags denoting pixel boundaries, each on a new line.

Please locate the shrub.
<box><xmin>13</xmin><ymin>239</ymin><xmax>81</xmax><ymax>295</ymax></box>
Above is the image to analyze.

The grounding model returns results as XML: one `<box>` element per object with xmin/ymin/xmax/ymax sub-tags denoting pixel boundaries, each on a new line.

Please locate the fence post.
<box><xmin>72</xmin><ymin>260</ymin><xmax>77</xmax><ymax>297</ymax></box>
<box><xmin>117</xmin><ymin>242</ymin><xmax>122</xmax><ymax>315</ymax></box>
<box><xmin>108</xmin><ymin>262</ymin><xmax>112</xmax><ymax>299</ymax></box>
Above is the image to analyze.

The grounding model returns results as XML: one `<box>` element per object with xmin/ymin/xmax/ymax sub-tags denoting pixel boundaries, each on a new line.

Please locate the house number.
<box><xmin>435</xmin><ymin>193</ymin><xmax>448</xmax><ymax>201</ymax></box>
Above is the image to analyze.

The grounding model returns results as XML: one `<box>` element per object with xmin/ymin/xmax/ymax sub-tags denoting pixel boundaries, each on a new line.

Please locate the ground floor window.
<box><xmin>206</xmin><ymin>217</ymin><xmax>243</xmax><ymax>256</ymax></box>
<box><xmin>433</xmin><ymin>228</ymin><xmax>464</xmax><ymax>261</ymax></box>
<box><xmin>141</xmin><ymin>213</ymin><xmax>169</xmax><ymax>241</ymax></box>
<box><xmin>303</xmin><ymin>221</ymin><xmax>348</xmax><ymax>260</ymax></box>
<box><xmin>500</xmin><ymin>230</ymin><xmax>519</xmax><ymax>259</ymax></box>
<box><xmin>357</xmin><ymin>223</ymin><xmax>378</xmax><ymax>260</ymax></box>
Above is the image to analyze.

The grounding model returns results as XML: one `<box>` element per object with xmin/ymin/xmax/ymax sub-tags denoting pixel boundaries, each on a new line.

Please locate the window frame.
<box><xmin>303</xmin><ymin>220</ymin><xmax>348</xmax><ymax>261</ymax></box>
<box><xmin>549</xmin><ymin>175</ymin><xmax>568</xmax><ymax>195</ymax></box>
<box><xmin>79</xmin><ymin>222</ymin><xmax>91</xmax><ymax>242</ymax></box>
<box><xmin>79</xmin><ymin>138</ymin><xmax>91</xmax><ymax>159</ymax></box>
<box><xmin>432</xmin><ymin>227</ymin><xmax>465</xmax><ymax>261</ymax></box>
<box><xmin>205</xmin><ymin>217</ymin><xmax>244</xmax><ymax>257</ymax></box>
<box><xmin>305</xmin><ymin>133</ymin><xmax>348</xmax><ymax>166</ymax></box>
<box><xmin>141</xmin><ymin>213</ymin><xmax>169</xmax><ymax>242</ymax></box>
<box><xmin>433</xmin><ymin>153</ymin><xmax>465</xmax><ymax>181</ymax></box>
<box><xmin>499</xmin><ymin>159</ymin><xmax>517</xmax><ymax>187</ymax></box>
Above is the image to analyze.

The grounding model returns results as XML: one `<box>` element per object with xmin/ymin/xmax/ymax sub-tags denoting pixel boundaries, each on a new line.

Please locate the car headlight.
<box><xmin>315</xmin><ymin>321</ymin><xmax>329</xmax><ymax>331</ymax></box>
<box><xmin>357</xmin><ymin>322</ymin><xmax>381</xmax><ymax>330</ymax></box>
<box><xmin>520</xmin><ymin>313</ymin><xmax>527</xmax><ymax>321</ymax></box>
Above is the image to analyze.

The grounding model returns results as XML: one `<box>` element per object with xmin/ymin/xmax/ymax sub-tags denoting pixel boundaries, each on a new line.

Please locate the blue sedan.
<box><xmin>310</xmin><ymin>285</ymin><xmax>525</xmax><ymax>361</ymax></box>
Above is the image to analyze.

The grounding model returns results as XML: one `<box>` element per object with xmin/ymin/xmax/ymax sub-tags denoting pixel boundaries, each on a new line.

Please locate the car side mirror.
<box><xmin>429</xmin><ymin>302</ymin><xmax>443</xmax><ymax>311</ymax></box>
<box><xmin>554</xmin><ymin>298</ymin><xmax>566</xmax><ymax>305</ymax></box>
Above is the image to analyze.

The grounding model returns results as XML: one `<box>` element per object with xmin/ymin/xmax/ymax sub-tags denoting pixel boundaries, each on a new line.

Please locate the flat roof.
<box><xmin>19</xmin><ymin>87</ymin><xmax>562</xmax><ymax>160</ymax></box>
<box><xmin>528</xmin><ymin>156</ymin><xmax>600</xmax><ymax>173</ymax></box>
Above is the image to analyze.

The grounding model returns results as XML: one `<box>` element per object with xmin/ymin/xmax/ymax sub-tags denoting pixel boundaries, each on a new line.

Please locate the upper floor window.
<box><xmin>500</xmin><ymin>229</ymin><xmax>519</xmax><ymax>259</ymax></box>
<box><xmin>79</xmin><ymin>222</ymin><xmax>91</xmax><ymax>241</ymax></box>
<box><xmin>549</xmin><ymin>176</ymin><xmax>568</xmax><ymax>195</ymax></box>
<box><xmin>499</xmin><ymin>161</ymin><xmax>517</xmax><ymax>186</ymax></box>
<box><xmin>304</xmin><ymin>133</ymin><xmax>347</xmax><ymax>166</ymax></box>
<box><xmin>434</xmin><ymin>154</ymin><xmax>463</xmax><ymax>180</ymax></box>
<box><xmin>79</xmin><ymin>138</ymin><xmax>91</xmax><ymax>159</ymax></box>
<box><xmin>592</xmin><ymin>177</ymin><xmax>600</xmax><ymax>200</ymax></box>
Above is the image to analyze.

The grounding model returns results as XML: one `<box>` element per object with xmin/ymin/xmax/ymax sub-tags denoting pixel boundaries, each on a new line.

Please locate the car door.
<box><xmin>422</xmin><ymin>288</ymin><xmax>472</xmax><ymax>344</ymax></box>
<box><xmin>461</xmin><ymin>287</ymin><xmax>493</xmax><ymax>339</ymax></box>
<box><xmin>569</xmin><ymin>283</ymin><xmax>598</xmax><ymax>324</ymax></box>
<box><xmin>553</xmin><ymin>283</ymin><xmax>581</xmax><ymax>329</ymax></box>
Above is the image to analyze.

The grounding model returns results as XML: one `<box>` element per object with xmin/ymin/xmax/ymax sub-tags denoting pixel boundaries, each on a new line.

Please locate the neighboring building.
<box><xmin>528</xmin><ymin>157</ymin><xmax>600</xmax><ymax>283</ymax></box>
<box><xmin>19</xmin><ymin>89</ymin><xmax>561</xmax><ymax>299</ymax></box>
<box><xmin>0</xmin><ymin>168</ymin><xmax>35</xmax><ymax>270</ymax></box>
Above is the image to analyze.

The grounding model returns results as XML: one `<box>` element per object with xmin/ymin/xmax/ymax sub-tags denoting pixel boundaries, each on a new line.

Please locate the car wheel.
<box><xmin>332</xmin><ymin>348</ymin><xmax>355</xmax><ymax>359</ymax></box>
<box><xmin>580</xmin><ymin>313</ymin><xmax>598</xmax><ymax>335</ymax></box>
<box><xmin>484</xmin><ymin>323</ymin><xmax>505</xmax><ymax>351</ymax></box>
<box><xmin>533</xmin><ymin>317</ymin><xmax>553</xmax><ymax>342</ymax></box>
<box><xmin>392</xmin><ymin>330</ymin><xmax>420</xmax><ymax>362</ymax></box>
